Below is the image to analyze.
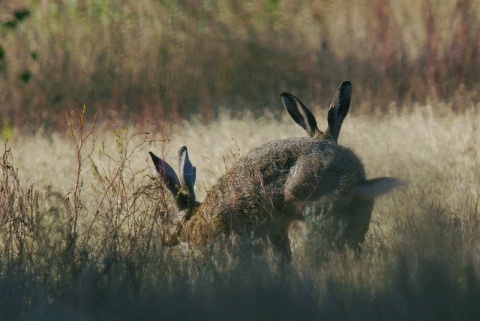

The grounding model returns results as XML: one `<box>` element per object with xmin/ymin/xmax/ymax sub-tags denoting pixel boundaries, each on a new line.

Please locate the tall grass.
<box><xmin>1</xmin><ymin>0</ymin><xmax>480</xmax><ymax>131</ymax></box>
<box><xmin>0</xmin><ymin>101</ymin><xmax>479</xmax><ymax>319</ymax></box>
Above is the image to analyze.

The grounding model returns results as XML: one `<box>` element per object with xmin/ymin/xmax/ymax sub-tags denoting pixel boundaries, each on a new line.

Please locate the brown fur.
<box><xmin>150</xmin><ymin>82</ymin><xmax>403</xmax><ymax>260</ymax></box>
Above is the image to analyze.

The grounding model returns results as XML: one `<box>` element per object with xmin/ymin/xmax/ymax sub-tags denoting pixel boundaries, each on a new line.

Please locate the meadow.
<box><xmin>1</xmin><ymin>99</ymin><xmax>480</xmax><ymax>319</ymax></box>
<box><xmin>1</xmin><ymin>0</ymin><xmax>480</xmax><ymax>319</ymax></box>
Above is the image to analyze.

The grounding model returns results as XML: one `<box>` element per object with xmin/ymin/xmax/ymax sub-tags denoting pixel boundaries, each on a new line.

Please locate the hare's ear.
<box><xmin>149</xmin><ymin>151</ymin><xmax>180</xmax><ymax>197</ymax></box>
<box><xmin>178</xmin><ymin>146</ymin><xmax>196</xmax><ymax>190</ymax></box>
<box><xmin>326</xmin><ymin>81</ymin><xmax>352</xmax><ymax>142</ymax></box>
<box><xmin>281</xmin><ymin>92</ymin><xmax>320</xmax><ymax>138</ymax></box>
<box><xmin>353</xmin><ymin>177</ymin><xmax>405</xmax><ymax>200</ymax></box>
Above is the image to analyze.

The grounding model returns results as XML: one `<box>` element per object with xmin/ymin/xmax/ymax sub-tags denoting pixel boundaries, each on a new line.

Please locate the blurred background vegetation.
<box><xmin>1</xmin><ymin>0</ymin><xmax>479</xmax><ymax>131</ymax></box>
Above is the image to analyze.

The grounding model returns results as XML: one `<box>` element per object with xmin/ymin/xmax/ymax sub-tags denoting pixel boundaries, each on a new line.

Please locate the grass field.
<box><xmin>1</xmin><ymin>0</ymin><xmax>480</xmax><ymax>319</ymax></box>
<box><xmin>1</xmin><ymin>100</ymin><xmax>479</xmax><ymax>319</ymax></box>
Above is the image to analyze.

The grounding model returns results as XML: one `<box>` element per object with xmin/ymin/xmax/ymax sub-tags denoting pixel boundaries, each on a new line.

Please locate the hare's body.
<box><xmin>177</xmin><ymin>139</ymin><xmax>365</xmax><ymax>244</ymax></box>
<box><xmin>150</xmin><ymin>82</ymin><xmax>402</xmax><ymax>260</ymax></box>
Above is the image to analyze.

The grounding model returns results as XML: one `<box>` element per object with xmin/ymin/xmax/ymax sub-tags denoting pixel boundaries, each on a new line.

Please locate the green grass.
<box><xmin>1</xmin><ymin>102</ymin><xmax>479</xmax><ymax>319</ymax></box>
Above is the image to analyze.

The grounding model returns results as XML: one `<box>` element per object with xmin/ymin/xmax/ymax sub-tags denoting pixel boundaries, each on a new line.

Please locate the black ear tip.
<box><xmin>280</xmin><ymin>92</ymin><xmax>292</xmax><ymax>99</ymax></box>
<box><xmin>339</xmin><ymin>81</ymin><xmax>352</xmax><ymax>92</ymax></box>
<box><xmin>178</xmin><ymin>146</ymin><xmax>187</xmax><ymax>155</ymax></box>
<box><xmin>149</xmin><ymin>151</ymin><xmax>158</xmax><ymax>160</ymax></box>
<box><xmin>149</xmin><ymin>152</ymin><xmax>163</xmax><ymax>168</ymax></box>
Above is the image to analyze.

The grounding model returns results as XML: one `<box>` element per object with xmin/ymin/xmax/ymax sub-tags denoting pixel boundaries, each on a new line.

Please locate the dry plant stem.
<box><xmin>83</xmin><ymin>131</ymin><xmax>152</xmax><ymax>248</ymax></box>
<box><xmin>65</xmin><ymin>105</ymin><xmax>96</xmax><ymax>263</ymax></box>
<box><xmin>0</xmin><ymin>144</ymin><xmax>17</xmax><ymax>261</ymax></box>
<box><xmin>223</xmin><ymin>141</ymin><xmax>241</xmax><ymax>237</ymax></box>
<box><xmin>227</xmin><ymin>150</ymin><xmax>238</xmax><ymax>237</ymax></box>
<box><xmin>0</xmin><ymin>142</ymin><xmax>40</xmax><ymax>266</ymax></box>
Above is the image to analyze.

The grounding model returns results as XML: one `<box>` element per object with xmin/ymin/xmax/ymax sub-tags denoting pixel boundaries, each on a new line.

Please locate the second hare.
<box><xmin>150</xmin><ymin>81</ymin><xmax>402</xmax><ymax>260</ymax></box>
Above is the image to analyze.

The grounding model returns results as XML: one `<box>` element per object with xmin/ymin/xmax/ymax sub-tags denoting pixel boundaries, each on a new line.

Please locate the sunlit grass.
<box><xmin>1</xmin><ymin>102</ymin><xmax>479</xmax><ymax>320</ymax></box>
<box><xmin>1</xmin><ymin>0</ymin><xmax>480</xmax><ymax>317</ymax></box>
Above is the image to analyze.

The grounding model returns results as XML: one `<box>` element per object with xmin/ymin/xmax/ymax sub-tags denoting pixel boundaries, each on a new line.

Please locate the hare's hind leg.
<box><xmin>268</xmin><ymin>232</ymin><xmax>292</xmax><ymax>263</ymax></box>
<box><xmin>265</xmin><ymin>217</ymin><xmax>294</xmax><ymax>263</ymax></box>
<box><xmin>288</xmin><ymin>219</ymin><xmax>308</xmax><ymax>261</ymax></box>
<box><xmin>283</xmin><ymin>156</ymin><xmax>326</xmax><ymax>206</ymax></box>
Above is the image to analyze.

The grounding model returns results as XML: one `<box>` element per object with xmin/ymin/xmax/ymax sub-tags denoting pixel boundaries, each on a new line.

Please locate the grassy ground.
<box><xmin>1</xmin><ymin>101</ymin><xmax>479</xmax><ymax>319</ymax></box>
<box><xmin>1</xmin><ymin>0</ymin><xmax>479</xmax><ymax>318</ymax></box>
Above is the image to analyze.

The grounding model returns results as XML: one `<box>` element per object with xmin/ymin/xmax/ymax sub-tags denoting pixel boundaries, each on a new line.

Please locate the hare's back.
<box><xmin>238</xmin><ymin>137</ymin><xmax>365</xmax><ymax>190</ymax></box>
<box><xmin>241</xmin><ymin>137</ymin><xmax>361</xmax><ymax>169</ymax></box>
<box><xmin>275</xmin><ymin>138</ymin><xmax>366</xmax><ymax>203</ymax></box>
<box><xmin>207</xmin><ymin>137</ymin><xmax>365</xmax><ymax>206</ymax></box>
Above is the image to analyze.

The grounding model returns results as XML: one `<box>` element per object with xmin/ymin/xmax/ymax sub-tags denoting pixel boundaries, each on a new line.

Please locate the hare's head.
<box><xmin>149</xmin><ymin>146</ymin><xmax>198</xmax><ymax>211</ymax></box>
<box><xmin>281</xmin><ymin>81</ymin><xmax>352</xmax><ymax>142</ymax></box>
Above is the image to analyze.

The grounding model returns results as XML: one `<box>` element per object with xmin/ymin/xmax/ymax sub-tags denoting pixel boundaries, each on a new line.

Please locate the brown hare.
<box><xmin>149</xmin><ymin>81</ymin><xmax>402</xmax><ymax>260</ymax></box>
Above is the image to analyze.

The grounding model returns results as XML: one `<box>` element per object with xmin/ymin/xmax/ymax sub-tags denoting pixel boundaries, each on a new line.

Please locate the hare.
<box><xmin>149</xmin><ymin>81</ymin><xmax>402</xmax><ymax>260</ymax></box>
